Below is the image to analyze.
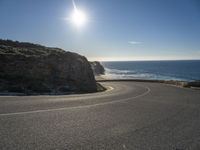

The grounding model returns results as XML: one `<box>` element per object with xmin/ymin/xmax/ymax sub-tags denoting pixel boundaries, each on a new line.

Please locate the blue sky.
<box><xmin>0</xmin><ymin>0</ymin><xmax>200</xmax><ymax>61</ymax></box>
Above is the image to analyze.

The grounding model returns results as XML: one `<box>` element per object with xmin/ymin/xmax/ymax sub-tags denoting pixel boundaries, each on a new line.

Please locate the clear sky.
<box><xmin>0</xmin><ymin>0</ymin><xmax>200</xmax><ymax>61</ymax></box>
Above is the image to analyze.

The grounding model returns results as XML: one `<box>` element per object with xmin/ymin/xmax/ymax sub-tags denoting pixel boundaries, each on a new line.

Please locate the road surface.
<box><xmin>0</xmin><ymin>81</ymin><xmax>200</xmax><ymax>150</ymax></box>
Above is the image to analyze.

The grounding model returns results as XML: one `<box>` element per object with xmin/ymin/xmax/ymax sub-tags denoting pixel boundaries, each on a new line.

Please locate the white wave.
<box><xmin>105</xmin><ymin>68</ymin><xmax>136</xmax><ymax>74</ymax></box>
<box><xmin>103</xmin><ymin>67</ymin><xmax>184</xmax><ymax>81</ymax></box>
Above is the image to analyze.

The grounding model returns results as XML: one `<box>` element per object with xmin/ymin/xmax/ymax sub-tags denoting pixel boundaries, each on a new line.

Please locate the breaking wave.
<box><xmin>102</xmin><ymin>68</ymin><xmax>185</xmax><ymax>81</ymax></box>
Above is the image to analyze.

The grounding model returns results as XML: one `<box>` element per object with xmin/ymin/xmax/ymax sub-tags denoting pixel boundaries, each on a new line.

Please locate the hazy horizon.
<box><xmin>0</xmin><ymin>0</ymin><xmax>200</xmax><ymax>61</ymax></box>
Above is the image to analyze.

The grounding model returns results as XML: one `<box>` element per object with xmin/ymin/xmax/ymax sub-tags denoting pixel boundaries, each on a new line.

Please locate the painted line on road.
<box><xmin>0</xmin><ymin>86</ymin><xmax>114</xmax><ymax>101</ymax></box>
<box><xmin>106</xmin><ymin>86</ymin><xmax>114</xmax><ymax>92</ymax></box>
<box><xmin>0</xmin><ymin>86</ymin><xmax>150</xmax><ymax>117</ymax></box>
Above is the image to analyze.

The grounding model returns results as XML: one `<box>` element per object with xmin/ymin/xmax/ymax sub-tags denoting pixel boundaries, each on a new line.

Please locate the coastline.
<box><xmin>101</xmin><ymin>60</ymin><xmax>200</xmax><ymax>82</ymax></box>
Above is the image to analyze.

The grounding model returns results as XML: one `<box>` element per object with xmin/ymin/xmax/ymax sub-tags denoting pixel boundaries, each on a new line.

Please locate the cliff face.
<box><xmin>0</xmin><ymin>40</ymin><xmax>97</xmax><ymax>95</ymax></box>
<box><xmin>90</xmin><ymin>61</ymin><xmax>105</xmax><ymax>75</ymax></box>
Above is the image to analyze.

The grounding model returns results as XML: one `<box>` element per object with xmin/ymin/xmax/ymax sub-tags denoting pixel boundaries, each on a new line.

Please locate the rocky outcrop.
<box><xmin>0</xmin><ymin>39</ymin><xmax>97</xmax><ymax>95</ymax></box>
<box><xmin>90</xmin><ymin>61</ymin><xmax>105</xmax><ymax>75</ymax></box>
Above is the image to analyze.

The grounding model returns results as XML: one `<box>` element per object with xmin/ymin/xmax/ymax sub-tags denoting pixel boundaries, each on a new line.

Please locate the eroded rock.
<box><xmin>0</xmin><ymin>40</ymin><xmax>97</xmax><ymax>95</ymax></box>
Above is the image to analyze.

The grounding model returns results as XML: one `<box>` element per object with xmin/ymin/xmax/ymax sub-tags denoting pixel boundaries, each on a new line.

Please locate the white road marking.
<box><xmin>106</xmin><ymin>86</ymin><xmax>114</xmax><ymax>92</ymax></box>
<box><xmin>0</xmin><ymin>86</ymin><xmax>150</xmax><ymax>117</ymax></box>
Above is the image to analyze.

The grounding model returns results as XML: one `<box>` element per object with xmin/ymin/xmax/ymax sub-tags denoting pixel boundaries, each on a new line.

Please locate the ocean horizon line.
<box><xmin>97</xmin><ymin>59</ymin><xmax>200</xmax><ymax>62</ymax></box>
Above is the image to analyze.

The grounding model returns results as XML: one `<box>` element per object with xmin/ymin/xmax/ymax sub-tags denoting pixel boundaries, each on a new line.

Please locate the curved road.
<box><xmin>0</xmin><ymin>81</ymin><xmax>200</xmax><ymax>150</ymax></box>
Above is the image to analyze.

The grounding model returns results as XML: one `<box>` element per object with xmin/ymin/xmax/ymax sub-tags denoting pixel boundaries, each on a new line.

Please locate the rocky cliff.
<box><xmin>90</xmin><ymin>61</ymin><xmax>105</xmax><ymax>75</ymax></box>
<box><xmin>0</xmin><ymin>39</ymin><xmax>97</xmax><ymax>95</ymax></box>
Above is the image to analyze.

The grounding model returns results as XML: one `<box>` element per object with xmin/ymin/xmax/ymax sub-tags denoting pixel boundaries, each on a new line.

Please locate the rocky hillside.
<box><xmin>0</xmin><ymin>39</ymin><xmax>97</xmax><ymax>95</ymax></box>
<box><xmin>90</xmin><ymin>61</ymin><xmax>105</xmax><ymax>75</ymax></box>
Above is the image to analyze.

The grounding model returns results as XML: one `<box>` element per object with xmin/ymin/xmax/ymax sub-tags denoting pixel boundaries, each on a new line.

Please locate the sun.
<box><xmin>71</xmin><ymin>9</ymin><xmax>87</xmax><ymax>27</ymax></box>
<box><xmin>67</xmin><ymin>0</ymin><xmax>88</xmax><ymax>28</ymax></box>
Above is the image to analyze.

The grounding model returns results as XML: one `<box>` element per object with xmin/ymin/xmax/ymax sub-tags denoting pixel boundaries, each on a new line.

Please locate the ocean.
<box><xmin>101</xmin><ymin>60</ymin><xmax>200</xmax><ymax>81</ymax></box>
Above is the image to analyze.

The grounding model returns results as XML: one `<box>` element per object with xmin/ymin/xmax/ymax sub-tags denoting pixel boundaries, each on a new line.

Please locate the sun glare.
<box><xmin>71</xmin><ymin>9</ymin><xmax>87</xmax><ymax>27</ymax></box>
<box><xmin>69</xmin><ymin>0</ymin><xmax>88</xmax><ymax>28</ymax></box>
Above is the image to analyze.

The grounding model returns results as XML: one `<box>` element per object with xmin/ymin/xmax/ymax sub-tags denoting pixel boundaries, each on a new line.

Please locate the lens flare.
<box><xmin>70</xmin><ymin>0</ymin><xmax>87</xmax><ymax>28</ymax></box>
<box><xmin>71</xmin><ymin>9</ymin><xmax>87</xmax><ymax>27</ymax></box>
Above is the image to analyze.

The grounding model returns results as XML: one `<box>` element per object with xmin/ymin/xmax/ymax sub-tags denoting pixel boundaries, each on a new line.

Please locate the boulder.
<box><xmin>90</xmin><ymin>61</ymin><xmax>105</xmax><ymax>75</ymax></box>
<box><xmin>0</xmin><ymin>39</ymin><xmax>97</xmax><ymax>95</ymax></box>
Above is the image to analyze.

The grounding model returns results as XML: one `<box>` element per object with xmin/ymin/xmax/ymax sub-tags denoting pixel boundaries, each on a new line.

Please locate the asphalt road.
<box><xmin>0</xmin><ymin>81</ymin><xmax>200</xmax><ymax>150</ymax></box>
